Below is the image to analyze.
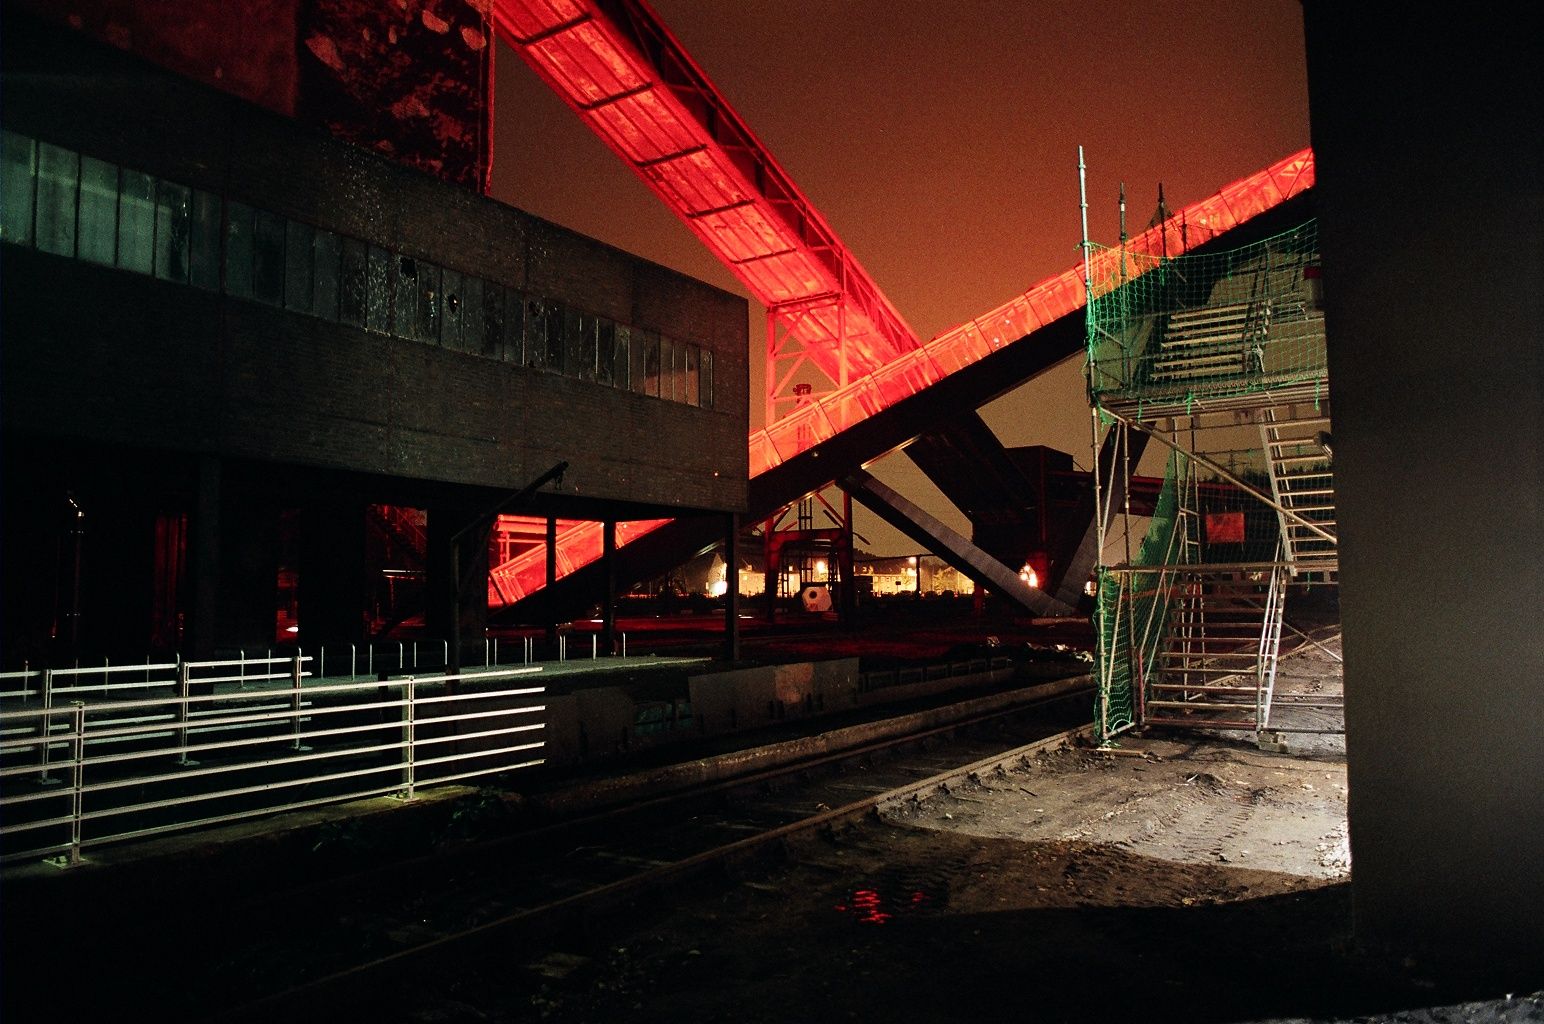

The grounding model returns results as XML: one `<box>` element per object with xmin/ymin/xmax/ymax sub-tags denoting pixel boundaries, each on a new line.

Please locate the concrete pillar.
<box><xmin>602</xmin><ymin>519</ymin><xmax>617</xmax><ymax>655</ymax></box>
<box><xmin>299</xmin><ymin>498</ymin><xmax>367</xmax><ymax>646</ymax></box>
<box><xmin>544</xmin><ymin>515</ymin><xmax>558</xmax><ymax>654</ymax></box>
<box><xmin>1303</xmin><ymin>5</ymin><xmax>1544</xmax><ymax>968</ymax></box>
<box><xmin>214</xmin><ymin>470</ymin><xmax>279</xmax><ymax>652</ymax></box>
<box><xmin>426</xmin><ymin>506</ymin><xmax>488</xmax><ymax>674</ymax></box>
<box><xmin>724</xmin><ymin>513</ymin><xmax>740</xmax><ymax>663</ymax></box>
<box><xmin>79</xmin><ymin>494</ymin><xmax>156</xmax><ymax>659</ymax></box>
<box><xmin>187</xmin><ymin>456</ymin><xmax>221</xmax><ymax>659</ymax></box>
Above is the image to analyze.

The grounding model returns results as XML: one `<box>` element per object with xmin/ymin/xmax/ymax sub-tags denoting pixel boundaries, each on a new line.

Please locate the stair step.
<box><xmin>1167</xmin><ymin>302</ymin><xmax>1252</xmax><ymax>326</ymax></box>
<box><xmin>1266</xmin><ymin>414</ymin><xmax>1332</xmax><ymax>428</ymax></box>
<box><xmin>1162</xmin><ymin>650</ymin><xmax>1261</xmax><ymax>660</ymax></box>
<box><xmin>1158</xmin><ymin>665</ymin><xmax>1258</xmax><ymax>676</ymax></box>
<box><xmin>1145</xmin><ymin>716</ymin><xmax>1261</xmax><ymax>730</ymax></box>
<box><xmin>1149</xmin><ymin>684</ymin><xmax>1260</xmax><ymax>695</ymax></box>
<box><xmin>1147</xmin><ymin>700</ymin><xmax>1258</xmax><ymax>712</ymax></box>
<box><xmin>1153</xmin><ymin>348</ymin><xmax>1252</xmax><ymax>369</ymax></box>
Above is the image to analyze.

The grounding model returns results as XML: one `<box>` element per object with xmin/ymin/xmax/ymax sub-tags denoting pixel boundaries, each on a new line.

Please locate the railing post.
<box><xmin>175</xmin><ymin>660</ymin><xmax>197</xmax><ymax>766</ymax></box>
<box><xmin>621</xmin><ymin>633</ymin><xmax>627</xmax><ymax>659</ymax></box>
<box><xmin>412</xmin><ymin>641</ymin><xmax>418</xmax><ymax>670</ymax></box>
<box><xmin>400</xmin><ymin>677</ymin><xmax>416</xmax><ymax>800</ymax></box>
<box><xmin>38</xmin><ymin>669</ymin><xmax>58</xmax><ymax>785</ymax></box>
<box><xmin>290</xmin><ymin>654</ymin><xmax>309</xmax><ymax>752</ymax></box>
<box><xmin>592</xmin><ymin>635</ymin><xmax>597</xmax><ymax>660</ymax></box>
<box><xmin>68</xmin><ymin>701</ymin><xmax>86</xmax><ymax>867</ymax></box>
<box><xmin>319</xmin><ymin>645</ymin><xmax>326</xmax><ymax>680</ymax></box>
<box><xmin>442</xmin><ymin>639</ymin><xmax>448</xmax><ymax>670</ymax></box>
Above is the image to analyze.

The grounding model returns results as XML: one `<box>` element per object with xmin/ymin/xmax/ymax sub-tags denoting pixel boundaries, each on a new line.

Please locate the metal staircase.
<box><xmin>1261</xmin><ymin>409</ymin><xmax>1337</xmax><ymax>575</ymax></box>
<box><xmin>1144</xmin><ymin>562</ymin><xmax>1288</xmax><ymax>732</ymax></box>
<box><xmin>1149</xmin><ymin>301</ymin><xmax>1267</xmax><ymax>387</ymax></box>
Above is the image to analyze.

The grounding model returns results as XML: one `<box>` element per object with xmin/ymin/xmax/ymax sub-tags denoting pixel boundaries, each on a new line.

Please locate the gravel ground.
<box><xmin>376</xmin><ymin>634</ymin><xmax>1540</xmax><ymax>1024</ymax></box>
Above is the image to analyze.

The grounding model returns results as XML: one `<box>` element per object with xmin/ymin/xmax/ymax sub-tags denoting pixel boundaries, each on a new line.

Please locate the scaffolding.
<box><xmin>1083</xmin><ymin>198</ymin><xmax>1335</xmax><ymax>744</ymax></box>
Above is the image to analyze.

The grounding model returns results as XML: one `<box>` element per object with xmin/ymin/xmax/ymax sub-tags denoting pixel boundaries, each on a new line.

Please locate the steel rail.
<box><xmin>210</xmin><ymin>683</ymin><xmax>1093</xmax><ymax>1022</ymax></box>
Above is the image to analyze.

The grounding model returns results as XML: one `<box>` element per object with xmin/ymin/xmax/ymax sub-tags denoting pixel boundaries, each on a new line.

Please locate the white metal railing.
<box><xmin>0</xmin><ymin>660</ymin><xmax>545</xmax><ymax>867</ymax></box>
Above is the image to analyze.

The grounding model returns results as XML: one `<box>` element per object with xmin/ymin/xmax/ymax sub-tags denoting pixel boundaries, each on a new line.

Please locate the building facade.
<box><xmin>0</xmin><ymin>12</ymin><xmax>748</xmax><ymax>664</ymax></box>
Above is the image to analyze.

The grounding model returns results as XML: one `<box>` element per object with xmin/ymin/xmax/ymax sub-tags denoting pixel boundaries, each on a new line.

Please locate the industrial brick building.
<box><xmin>0</xmin><ymin>11</ymin><xmax>748</xmax><ymax>665</ymax></box>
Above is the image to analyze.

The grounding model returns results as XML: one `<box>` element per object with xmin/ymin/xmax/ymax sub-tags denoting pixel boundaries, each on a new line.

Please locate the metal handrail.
<box><xmin>0</xmin><ymin>662</ymin><xmax>548</xmax><ymax>867</ymax></box>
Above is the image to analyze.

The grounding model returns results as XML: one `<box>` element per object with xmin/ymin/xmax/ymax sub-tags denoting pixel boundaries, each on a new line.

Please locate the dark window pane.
<box><xmin>480</xmin><ymin>281</ymin><xmax>503</xmax><ymax>359</ymax></box>
<box><xmin>0</xmin><ymin>131</ymin><xmax>36</xmax><ymax>245</ymax></box>
<box><xmin>35</xmin><ymin>142</ymin><xmax>78</xmax><ymax>257</ymax></box>
<box><xmin>461</xmin><ymin>276</ymin><xmax>483</xmax><ymax>355</ymax></box>
<box><xmin>560</xmin><ymin>308</ymin><xmax>581</xmax><ymax>376</ymax></box>
<box><xmin>544</xmin><ymin>302</ymin><xmax>564</xmax><ymax>369</ymax></box>
<box><xmin>417</xmin><ymin>261</ymin><xmax>441</xmax><ymax>343</ymax></box>
<box><xmin>442</xmin><ymin>267</ymin><xmax>464</xmax><ymax>349</ymax></box>
<box><xmin>631</xmin><ymin>328</ymin><xmax>649</xmax><ymax>394</ymax></box>
<box><xmin>189</xmin><ymin>190</ymin><xmax>221</xmax><ymax>290</ymax></box>
<box><xmin>251</xmin><ymin>209</ymin><xmax>284</xmax><ymax>304</ymax></box>
<box><xmin>613</xmin><ymin>326</ymin><xmax>631</xmax><ymax>391</ymax></box>
<box><xmin>597</xmin><ymin>320</ymin><xmax>616</xmax><ymax>386</ymax></box>
<box><xmin>660</xmin><ymin>338</ymin><xmax>676</xmax><ymax>401</ymax></box>
<box><xmin>225</xmin><ymin>201</ymin><xmax>254</xmax><ymax>298</ymax></box>
<box><xmin>366</xmin><ymin>244</ymin><xmax>392</xmax><ymax>333</ymax></box>
<box><xmin>339</xmin><ymin>236</ymin><xmax>367</xmax><ymax>327</ymax></box>
<box><xmin>77</xmin><ymin>155</ymin><xmax>118</xmax><ymax>265</ymax></box>
<box><xmin>154</xmin><ymin>180</ymin><xmax>191</xmax><ymax>283</ymax></box>
<box><xmin>524</xmin><ymin>299</ymin><xmax>547</xmax><ymax>369</ymax></box>
<box><xmin>392</xmin><ymin>255</ymin><xmax>418</xmax><ymax>339</ymax></box>
<box><xmin>502</xmin><ymin>289</ymin><xmax>526</xmax><ymax>364</ymax></box>
<box><xmin>700</xmin><ymin>349</ymin><xmax>713</xmax><ymax>410</ymax></box>
<box><xmin>283</xmin><ymin>220</ymin><xmax>313</xmax><ymax>313</ymax></box>
<box><xmin>684</xmin><ymin>344</ymin><xmax>700</xmax><ymax>406</ymax></box>
<box><xmin>116</xmin><ymin>169</ymin><xmax>155</xmax><ymax>274</ymax></box>
<box><xmin>312</xmin><ymin>228</ymin><xmax>340</xmax><ymax>318</ymax></box>
<box><xmin>570</xmin><ymin>312</ymin><xmax>597</xmax><ymax>380</ymax></box>
<box><xmin>643</xmin><ymin>332</ymin><xmax>661</xmax><ymax>398</ymax></box>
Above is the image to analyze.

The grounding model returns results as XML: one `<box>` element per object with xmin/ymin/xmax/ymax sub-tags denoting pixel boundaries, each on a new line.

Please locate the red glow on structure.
<box><xmin>491</xmin><ymin>0</ymin><xmax>920</xmax><ymax>387</ymax></box>
<box><xmin>487</xmin><ymin>149</ymin><xmax>1315</xmax><ymax>606</ymax></box>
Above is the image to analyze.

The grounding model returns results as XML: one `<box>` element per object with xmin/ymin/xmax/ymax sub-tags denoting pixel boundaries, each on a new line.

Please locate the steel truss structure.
<box><xmin>488</xmin><ymin>0</ymin><xmax>1317</xmax><ymax>610</ymax></box>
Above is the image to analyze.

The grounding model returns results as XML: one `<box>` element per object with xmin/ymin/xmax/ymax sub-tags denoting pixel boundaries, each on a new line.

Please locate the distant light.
<box><xmin>285</xmin><ymin>625</ymin><xmax>299</xmax><ymax>634</ymax></box>
<box><xmin>1018</xmin><ymin>564</ymin><xmax>1039</xmax><ymax>589</ymax></box>
<box><xmin>908</xmin><ymin>556</ymin><xmax>917</xmax><ymax>566</ymax></box>
<box><xmin>1084</xmin><ymin>580</ymin><xmax>1098</xmax><ymax>596</ymax></box>
<box><xmin>709</xmin><ymin>580</ymin><xmax>728</xmax><ymax>597</ymax></box>
<box><xmin>815</xmin><ymin>560</ymin><xmax>827</xmax><ymax>575</ymax></box>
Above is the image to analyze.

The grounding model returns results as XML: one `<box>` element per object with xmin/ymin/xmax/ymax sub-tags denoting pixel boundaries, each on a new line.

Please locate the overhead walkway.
<box><xmin>492</xmin><ymin>159</ymin><xmax>1318</xmax><ymax>622</ymax></box>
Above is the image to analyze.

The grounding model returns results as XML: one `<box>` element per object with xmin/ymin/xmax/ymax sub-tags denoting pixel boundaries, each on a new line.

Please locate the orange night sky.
<box><xmin>491</xmin><ymin>0</ymin><xmax>1312</xmax><ymax>554</ymax></box>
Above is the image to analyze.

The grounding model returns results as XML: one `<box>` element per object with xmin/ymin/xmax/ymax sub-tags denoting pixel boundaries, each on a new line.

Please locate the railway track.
<box><xmin>4</xmin><ymin>680</ymin><xmax>1093</xmax><ymax>1021</ymax></box>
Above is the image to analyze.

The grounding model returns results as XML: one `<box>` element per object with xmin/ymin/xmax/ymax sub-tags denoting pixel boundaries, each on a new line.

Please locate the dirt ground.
<box><xmin>399</xmin><ymin>636</ymin><xmax>1539</xmax><ymax>1024</ymax></box>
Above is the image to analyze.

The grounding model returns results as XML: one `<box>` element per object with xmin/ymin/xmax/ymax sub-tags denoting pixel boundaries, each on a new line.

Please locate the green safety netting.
<box><xmin>1093</xmin><ymin>449</ymin><xmax>1188</xmax><ymax>742</ymax></box>
<box><xmin>1086</xmin><ymin>220</ymin><xmax>1323</xmax><ymax>410</ymax></box>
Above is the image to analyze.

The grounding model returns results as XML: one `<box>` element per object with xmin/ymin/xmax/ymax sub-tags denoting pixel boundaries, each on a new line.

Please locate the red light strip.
<box><xmin>491</xmin><ymin>0</ymin><xmax>921</xmax><ymax>383</ymax></box>
<box><xmin>488</xmin><ymin>149</ymin><xmax>1316</xmax><ymax>605</ymax></box>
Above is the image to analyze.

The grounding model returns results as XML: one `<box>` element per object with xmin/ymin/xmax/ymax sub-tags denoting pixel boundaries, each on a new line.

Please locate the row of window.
<box><xmin>0</xmin><ymin>130</ymin><xmax>716</xmax><ymax>409</ymax></box>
